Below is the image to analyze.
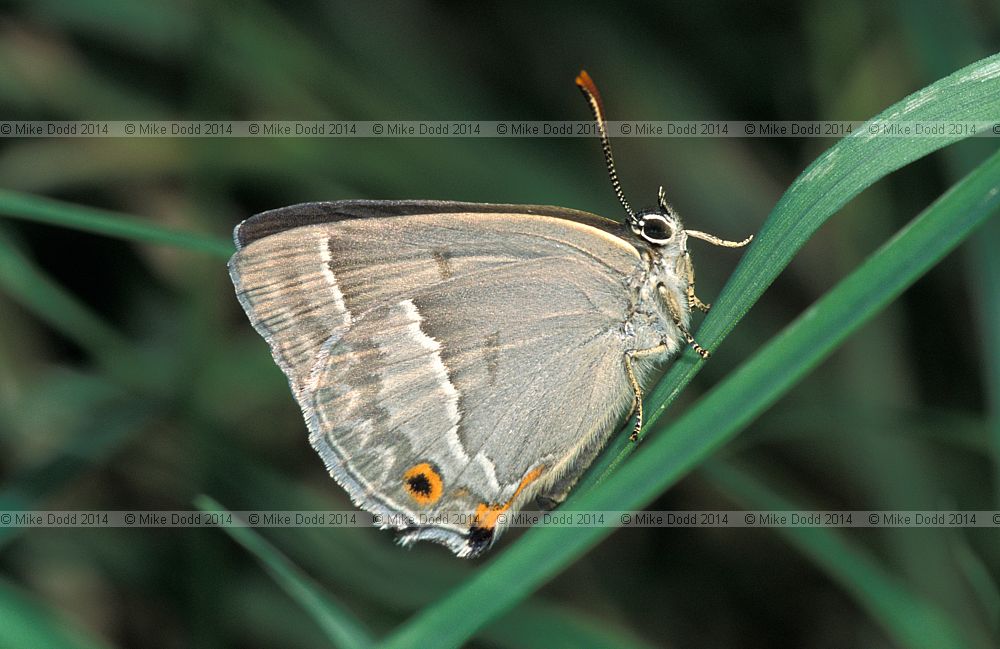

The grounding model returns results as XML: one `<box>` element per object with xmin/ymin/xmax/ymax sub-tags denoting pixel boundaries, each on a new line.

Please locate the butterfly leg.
<box><xmin>624</xmin><ymin>352</ymin><xmax>644</xmax><ymax>442</ymax></box>
<box><xmin>623</xmin><ymin>344</ymin><xmax>669</xmax><ymax>443</ymax></box>
<box><xmin>659</xmin><ymin>285</ymin><xmax>711</xmax><ymax>359</ymax></box>
<box><xmin>681</xmin><ymin>251</ymin><xmax>712</xmax><ymax>313</ymax></box>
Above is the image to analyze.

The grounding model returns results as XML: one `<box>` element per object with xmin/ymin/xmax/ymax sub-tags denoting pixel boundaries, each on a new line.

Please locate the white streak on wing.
<box><xmin>474</xmin><ymin>452</ymin><xmax>501</xmax><ymax>494</ymax></box>
<box><xmin>377</xmin><ymin>448</ymin><xmax>396</xmax><ymax>485</ymax></box>
<box><xmin>399</xmin><ymin>299</ymin><xmax>469</xmax><ymax>465</ymax></box>
<box><xmin>319</xmin><ymin>236</ymin><xmax>352</xmax><ymax>328</ymax></box>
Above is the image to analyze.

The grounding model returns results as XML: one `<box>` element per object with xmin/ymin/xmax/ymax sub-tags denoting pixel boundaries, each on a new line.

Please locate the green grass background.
<box><xmin>0</xmin><ymin>2</ymin><xmax>999</xmax><ymax>648</ymax></box>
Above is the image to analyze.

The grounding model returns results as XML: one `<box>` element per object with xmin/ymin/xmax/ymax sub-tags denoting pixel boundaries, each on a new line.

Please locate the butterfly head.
<box><xmin>630</xmin><ymin>186</ymin><xmax>687</xmax><ymax>257</ymax></box>
<box><xmin>633</xmin><ymin>210</ymin><xmax>682</xmax><ymax>250</ymax></box>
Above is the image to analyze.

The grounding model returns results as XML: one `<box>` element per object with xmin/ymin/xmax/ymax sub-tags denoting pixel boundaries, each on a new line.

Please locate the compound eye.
<box><xmin>641</xmin><ymin>215</ymin><xmax>674</xmax><ymax>244</ymax></box>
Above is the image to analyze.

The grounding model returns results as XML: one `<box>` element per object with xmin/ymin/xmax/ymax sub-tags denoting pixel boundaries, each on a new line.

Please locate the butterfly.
<box><xmin>227</xmin><ymin>71</ymin><xmax>751</xmax><ymax>556</ymax></box>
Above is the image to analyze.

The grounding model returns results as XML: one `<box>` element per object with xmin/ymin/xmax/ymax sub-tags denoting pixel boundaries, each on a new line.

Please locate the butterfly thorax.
<box><xmin>622</xmin><ymin>231</ymin><xmax>691</xmax><ymax>358</ymax></box>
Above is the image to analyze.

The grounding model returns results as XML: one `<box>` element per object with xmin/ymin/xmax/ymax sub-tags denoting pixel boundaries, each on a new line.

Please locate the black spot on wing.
<box><xmin>466</xmin><ymin>525</ymin><xmax>495</xmax><ymax>554</ymax></box>
<box><xmin>406</xmin><ymin>472</ymin><xmax>432</xmax><ymax>496</ymax></box>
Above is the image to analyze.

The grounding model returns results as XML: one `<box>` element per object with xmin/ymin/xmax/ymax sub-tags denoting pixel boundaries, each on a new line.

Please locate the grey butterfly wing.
<box><xmin>228</xmin><ymin>200</ymin><xmax>627</xmax><ymax>394</ymax></box>
<box><xmin>229</xmin><ymin>201</ymin><xmax>646</xmax><ymax>556</ymax></box>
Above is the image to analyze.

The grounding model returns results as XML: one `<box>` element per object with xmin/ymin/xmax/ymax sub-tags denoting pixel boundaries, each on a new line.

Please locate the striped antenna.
<box><xmin>575</xmin><ymin>70</ymin><xmax>637</xmax><ymax>224</ymax></box>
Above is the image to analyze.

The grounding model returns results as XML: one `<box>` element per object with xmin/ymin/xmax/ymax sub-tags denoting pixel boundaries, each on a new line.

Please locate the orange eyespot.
<box><xmin>403</xmin><ymin>463</ymin><xmax>443</xmax><ymax>505</ymax></box>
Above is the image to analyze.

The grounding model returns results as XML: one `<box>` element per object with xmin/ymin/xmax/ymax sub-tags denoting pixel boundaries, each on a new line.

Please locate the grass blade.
<box><xmin>481</xmin><ymin>602</ymin><xmax>657</xmax><ymax>649</ymax></box>
<box><xmin>195</xmin><ymin>495</ymin><xmax>374</xmax><ymax>649</ymax></box>
<box><xmin>0</xmin><ymin>228</ymin><xmax>127</xmax><ymax>361</ymax></box>
<box><xmin>0</xmin><ymin>578</ymin><xmax>113</xmax><ymax>649</ymax></box>
<box><xmin>379</xmin><ymin>130</ymin><xmax>1000</xmax><ymax>649</ymax></box>
<box><xmin>702</xmin><ymin>460</ymin><xmax>974</xmax><ymax>649</ymax></box>
<box><xmin>0</xmin><ymin>188</ymin><xmax>232</xmax><ymax>259</ymax></box>
<box><xmin>0</xmin><ymin>401</ymin><xmax>148</xmax><ymax>548</ymax></box>
<box><xmin>972</xmin><ymin>225</ymin><xmax>1000</xmax><ymax>507</ymax></box>
<box><xmin>579</xmin><ymin>51</ymin><xmax>1000</xmax><ymax>486</ymax></box>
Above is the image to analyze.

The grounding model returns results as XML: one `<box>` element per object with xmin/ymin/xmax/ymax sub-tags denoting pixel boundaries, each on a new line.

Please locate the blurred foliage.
<box><xmin>0</xmin><ymin>2</ymin><xmax>999</xmax><ymax>648</ymax></box>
